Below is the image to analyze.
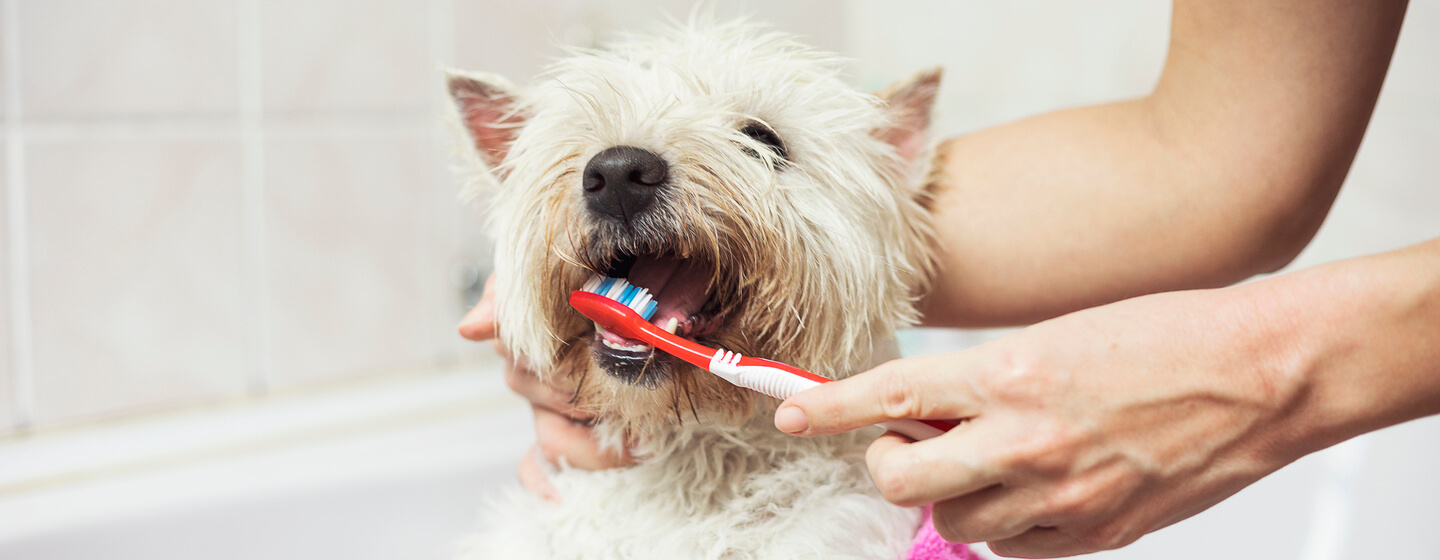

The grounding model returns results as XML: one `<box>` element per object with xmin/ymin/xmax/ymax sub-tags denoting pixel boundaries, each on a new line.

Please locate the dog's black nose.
<box><xmin>582</xmin><ymin>146</ymin><xmax>668</xmax><ymax>226</ymax></box>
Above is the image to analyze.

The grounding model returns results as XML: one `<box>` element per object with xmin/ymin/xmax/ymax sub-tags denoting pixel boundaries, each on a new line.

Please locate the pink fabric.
<box><xmin>905</xmin><ymin>506</ymin><xmax>979</xmax><ymax>560</ymax></box>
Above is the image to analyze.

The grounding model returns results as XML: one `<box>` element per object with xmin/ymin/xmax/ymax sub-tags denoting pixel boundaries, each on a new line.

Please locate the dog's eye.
<box><xmin>739</xmin><ymin>121</ymin><xmax>787</xmax><ymax>165</ymax></box>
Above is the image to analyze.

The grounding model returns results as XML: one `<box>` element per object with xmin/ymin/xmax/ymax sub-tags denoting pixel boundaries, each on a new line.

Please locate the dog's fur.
<box><xmin>448</xmin><ymin>19</ymin><xmax>942</xmax><ymax>559</ymax></box>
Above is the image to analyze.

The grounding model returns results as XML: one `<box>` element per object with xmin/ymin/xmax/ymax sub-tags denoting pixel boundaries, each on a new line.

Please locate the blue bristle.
<box><xmin>618</xmin><ymin>285</ymin><xmax>636</xmax><ymax>304</ymax></box>
<box><xmin>642</xmin><ymin>300</ymin><xmax>658</xmax><ymax>320</ymax></box>
<box><xmin>596</xmin><ymin>277</ymin><xmax>616</xmax><ymax>295</ymax></box>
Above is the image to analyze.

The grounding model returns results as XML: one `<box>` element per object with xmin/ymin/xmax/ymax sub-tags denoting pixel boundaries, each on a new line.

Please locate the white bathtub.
<box><xmin>0</xmin><ymin>363</ymin><xmax>532</xmax><ymax>560</ymax></box>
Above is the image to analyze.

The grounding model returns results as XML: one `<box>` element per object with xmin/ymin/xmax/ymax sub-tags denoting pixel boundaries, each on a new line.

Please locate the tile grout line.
<box><xmin>2</xmin><ymin>0</ymin><xmax>35</xmax><ymax>429</ymax></box>
<box><xmin>237</xmin><ymin>0</ymin><xmax>270</xmax><ymax>395</ymax></box>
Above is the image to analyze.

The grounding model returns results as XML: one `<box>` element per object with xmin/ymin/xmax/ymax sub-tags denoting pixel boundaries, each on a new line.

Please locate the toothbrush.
<box><xmin>571</xmin><ymin>276</ymin><xmax>957</xmax><ymax>441</ymax></box>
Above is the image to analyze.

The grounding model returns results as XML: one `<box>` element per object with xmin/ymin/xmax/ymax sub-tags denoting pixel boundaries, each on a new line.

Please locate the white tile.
<box><xmin>18</xmin><ymin>0</ymin><xmax>239</xmax><ymax>120</ymax></box>
<box><xmin>25</xmin><ymin>137</ymin><xmax>248</xmax><ymax>426</ymax></box>
<box><xmin>451</xmin><ymin>0</ymin><xmax>846</xmax><ymax>87</ymax></box>
<box><xmin>843</xmin><ymin>0</ymin><xmax>1170</xmax><ymax>134</ymax></box>
<box><xmin>260</xmin><ymin>0</ymin><xmax>433</xmax><ymax>115</ymax></box>
<box><xmin>263</xmin><ymin>130</ymin><xmax>452</xmax><ymax>388</ymax></box>
<box><xmin>582</xmin><ymin>1</ymin><xmax>847</xmax><ymax>55</ymax></box>
<box><xmin>451</xmin><ymin>0</ymin><xmax>577</xmax><ymax>85</ymax></box>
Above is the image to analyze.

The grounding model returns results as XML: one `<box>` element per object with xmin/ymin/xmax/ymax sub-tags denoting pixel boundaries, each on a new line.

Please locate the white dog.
<box><xmin>448</xmin><ymin>19</ymin><xmax>953</xmax><ymax>559</ymax></box>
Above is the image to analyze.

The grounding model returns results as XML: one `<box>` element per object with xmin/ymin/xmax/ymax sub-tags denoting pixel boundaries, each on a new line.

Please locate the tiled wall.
<box><xmin>0</xmin><ymin>0</ymin><xmax>841</xmax><ymax>432</ymax></box>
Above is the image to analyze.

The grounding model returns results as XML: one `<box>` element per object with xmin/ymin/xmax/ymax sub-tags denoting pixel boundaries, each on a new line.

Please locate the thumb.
<box><xmin>775</xmin><ymin>354</ymin><xmax>979</xmax><ymax>436</ymax></box>
<box><xmin>458</xmin><ymin>273</ymin><xmax>499</xmax><ymax>341</ymax></box>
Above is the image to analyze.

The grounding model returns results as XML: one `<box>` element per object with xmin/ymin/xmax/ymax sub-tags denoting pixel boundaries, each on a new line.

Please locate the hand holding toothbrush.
<box><xmin>459</xmin><ymin>274</ymin><xmax>633</xmax><ymax>504</ymax></box>
<box><xmin>770</xmin><ymin>267</ymin><xmax>1440</xmax><ymax>558</ymax></box>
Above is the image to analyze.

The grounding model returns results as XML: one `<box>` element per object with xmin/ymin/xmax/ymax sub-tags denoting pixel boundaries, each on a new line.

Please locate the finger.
<box><xmin>865</xmin><ymin>429</ymin><xmax>1004</xmax><ymax>507</ymax></box>
<box><xmin>986</xmin><ymin>526</ymin><xmax>1095</xmax><ymax>559</ymax></box>
<box><xmin>517</xmin><ymin>445</ymin><xmax>561</xmax><ymax>504</ymax></box>
<box><xmin>504</xmin><ymin>361</ymin><xmax>584</xmax><ymax>417</ymax></box>
<box><xmin>532</xmin><ymin>406</ymin><xmax>633</xmax><ymax>470</ymax></box>
<box><xmin>458</xmin><ymin>274</ymin><xmax>498</xmax><ymax>341</ymax></box>
<box><xmin>930</xmin><ymin>485</ymin><xmax>1039</xmax><ymax>545</ymax></box>
<box><xmin>778</xmin><ymin>354</ymin><xmax>981</xmax><ymax>436</ymax></box>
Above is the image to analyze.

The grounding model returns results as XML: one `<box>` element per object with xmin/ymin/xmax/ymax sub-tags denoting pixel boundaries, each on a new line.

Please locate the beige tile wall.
<box><xmin>260</xmin><ymin>0</ymin><xmax>433</xmax><ymax>115</ymax></box>
<box><xmin>1</xmin><ymin>0</ymin><xmax>847</xmax><ymax>430</ymax></box>
<box><xmin>25</xmin><ymin>136</ymin><xmax>249</xmax><ymax>424</ymax></box>
<box><xmin>3</xmin><ymin>0</ymin><xmax>481</xmax><ymax>429</ymax></box>
<box><xmin>263</xmin><ymin>130</ymin><xmax>450</xmax><ymax>387</ymax></box>
<box><xmin>19</xmin><ymin>0</ymin><xmax>239</xmax><ymax>120</ymax></box>
<box><xmin>845</xmin><ymin>0</ymin><xmax>1171</xmax><ymax>134</ymax></box>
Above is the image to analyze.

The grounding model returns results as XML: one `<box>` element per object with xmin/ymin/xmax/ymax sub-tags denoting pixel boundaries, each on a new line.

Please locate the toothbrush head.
<box><xmin>580</xmin><ymin>276</ymin><xmax>659</xmax><ymax>321</ymax></box>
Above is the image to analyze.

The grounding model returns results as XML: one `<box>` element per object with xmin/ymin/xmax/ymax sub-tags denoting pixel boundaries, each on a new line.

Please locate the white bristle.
<box><xmin>606</xmin><ymin>280</ymin><xmax>626</xmax><ymax>300</ymax></box>
<box><xmin>583</xmin><ymin>276</ymin><xmax>601</xmax><ymax>292</ymax></box>
<box><xmin>632</xmin><ymin>291</ymin><xmax>652</xmax><ymax>313</ymax></box>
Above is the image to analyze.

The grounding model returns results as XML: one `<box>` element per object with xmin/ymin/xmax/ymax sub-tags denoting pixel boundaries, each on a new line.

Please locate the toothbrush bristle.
<box><xmin>583</xmin><ymin>275</ymin><xmax>661</xmax><ymax>321</ymax></box>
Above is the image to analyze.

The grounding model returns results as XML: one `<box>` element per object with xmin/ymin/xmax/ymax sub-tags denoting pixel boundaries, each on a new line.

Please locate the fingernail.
<box><xmin>775</xmin><ymin>405</ymin><xmax>809</xmax><ymax>434</ymax></box>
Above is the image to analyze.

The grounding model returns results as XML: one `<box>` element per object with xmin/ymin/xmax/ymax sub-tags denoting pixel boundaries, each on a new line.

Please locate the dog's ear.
<box><xmin>447</xmin><ymin>69</ymin><xmax>526</xmax><ymax>169</ymax></box>
<box><xmin>873</xmin><ymin>68</ymin><xmax>942</xmax><ymax>168</ymax></box>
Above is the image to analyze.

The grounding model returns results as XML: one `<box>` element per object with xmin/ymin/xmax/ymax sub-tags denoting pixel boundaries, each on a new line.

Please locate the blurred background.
<box><xmin>0</xmin><ymin>1</ymin><xmax>1436</xmax><ymax>559</ymax></box>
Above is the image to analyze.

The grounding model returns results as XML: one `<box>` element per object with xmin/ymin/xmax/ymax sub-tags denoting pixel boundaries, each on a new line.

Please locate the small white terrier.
<box><xmin>448</xmin><ymin>19</ymin><xmax>945</xmax><ymax>560</ymax></box>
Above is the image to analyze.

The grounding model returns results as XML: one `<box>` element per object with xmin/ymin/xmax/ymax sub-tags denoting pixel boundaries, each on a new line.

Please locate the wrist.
<box><xmin>1236</xmin><ymin>241</ymin><xmax>1440</xmax><ymax>464</ymax></box>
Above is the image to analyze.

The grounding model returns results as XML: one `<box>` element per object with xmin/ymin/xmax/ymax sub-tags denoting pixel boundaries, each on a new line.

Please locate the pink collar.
<box><xmin>906</xmin><ymin>506</ymin><xmax>979</xmax><ymax>560</ymax></box>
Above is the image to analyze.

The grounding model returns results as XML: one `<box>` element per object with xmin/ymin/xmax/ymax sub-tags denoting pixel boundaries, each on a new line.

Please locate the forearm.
<box><xmin>921</xmin><ymin>0</ymin><xmax>1407</xmax><ymax>327</ymax></box>
<box><xmin>1253</xmin><ymin>237</ymin><xmax>1440</xmax><ymax>461</ymax></box>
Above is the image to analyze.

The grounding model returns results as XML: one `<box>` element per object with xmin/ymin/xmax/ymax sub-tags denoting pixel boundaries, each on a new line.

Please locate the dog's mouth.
<box><xmin>587</xmin><ymin>251</ymin><xmax>727</xmax><ymax>387</ymax></box>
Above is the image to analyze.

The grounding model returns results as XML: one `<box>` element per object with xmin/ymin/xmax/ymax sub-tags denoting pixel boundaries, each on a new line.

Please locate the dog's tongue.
<box><xmin>593</xmin><ymin>255</ymin><xmax>712</xmax><ymax>348</ymax></box>
<box><xmin>619</xmin><ymin>255</ymin><xmax>710</xmax><ymax>335</ymax></box>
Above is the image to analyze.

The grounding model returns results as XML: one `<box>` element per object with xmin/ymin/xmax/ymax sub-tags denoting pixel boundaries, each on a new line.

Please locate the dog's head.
<box><xmin>449</xmin><ymin>21</ymin><xmax>940</xmax><ymax>431</ymax></box>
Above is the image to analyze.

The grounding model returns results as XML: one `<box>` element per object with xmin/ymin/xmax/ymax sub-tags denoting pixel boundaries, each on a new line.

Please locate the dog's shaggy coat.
<box><xmin>448</xmin><ymin>19</ymin><xmax>944</xmax><ymax>560</ymax></box>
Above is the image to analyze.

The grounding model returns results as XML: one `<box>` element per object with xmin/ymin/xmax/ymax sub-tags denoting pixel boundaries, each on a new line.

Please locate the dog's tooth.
<box><xmin>662</xmin><ymin>317</ymin><xmax>678</xmax><ymax>334</ymax></box>
<box><xmin>600</xmin><ymin>336</ymin><xmax>652</xmax><ymax>353</ymax></box>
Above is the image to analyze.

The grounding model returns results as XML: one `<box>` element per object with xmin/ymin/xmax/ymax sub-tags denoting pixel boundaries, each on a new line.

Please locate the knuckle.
<box><xmin>986</xmin><ymin>540</ymin><xmax>1021</xmax><ymax>558</ymax></box>
<box><xmin>1042</xmin><ymin>482</ymin><xmax>1092</xmax><ymax>520</ymax></box>
<box><xmin>868</xmin><ymin>450</ymin><xmax>919</xmax><ymax>505</ymax></box>
<box><xmin>878</xmin><ymin>368</ymin><xmax>924</xmax><ymax>420</ymax></box>
<box><xmin>1077</xmin><ymin>522</ymin><xmax>1135</xmax><ymax>552</ymax></box>
<box><xmin>997</xmin><ymin>423</ymin><xmax>1070</xmax><ymax>473</ymax></box>
<box><xmin>983</xmin><ymin>348</ymin><xmax>1060</xmax><ymax>405</ymax></box>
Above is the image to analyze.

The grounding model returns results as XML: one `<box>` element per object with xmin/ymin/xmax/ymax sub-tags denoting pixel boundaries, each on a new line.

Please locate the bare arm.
<box><xmin>923</xmin><ymin>0</ymin><xmax>1409</xmax><ymax>327</ymax></box>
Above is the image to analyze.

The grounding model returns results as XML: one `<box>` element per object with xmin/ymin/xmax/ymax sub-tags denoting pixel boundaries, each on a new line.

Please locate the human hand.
<box><xmin>774</xmin><ymin>287</ymin><xmax>1309</xmax><ymax>557</ymax></box>
<box><xmin>460</xmin><ymin>274</ymin><xmax>632</xmax><ymax>504</ymax></box>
